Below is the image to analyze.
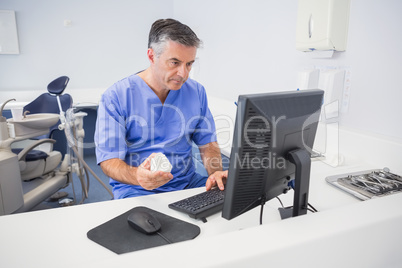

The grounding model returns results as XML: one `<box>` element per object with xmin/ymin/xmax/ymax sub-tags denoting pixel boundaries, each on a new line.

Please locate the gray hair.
<box><xmin>148</xmin><ymin>18</ymin><xmax>202</xmax><ymax>57</ymax></box>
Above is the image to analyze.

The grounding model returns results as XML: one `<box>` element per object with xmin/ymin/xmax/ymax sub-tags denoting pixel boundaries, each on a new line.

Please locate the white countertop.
<box><xmin>1</xmin><ymin>159</ymin><xmax>401</xmax><ymax>267</ymax></box>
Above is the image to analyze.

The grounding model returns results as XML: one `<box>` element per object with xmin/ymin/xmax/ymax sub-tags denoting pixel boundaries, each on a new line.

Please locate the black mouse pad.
<box><xmin>87</xmin><ymin>206</ymin><xmax>201</xmax><ymax>254</ymax></box>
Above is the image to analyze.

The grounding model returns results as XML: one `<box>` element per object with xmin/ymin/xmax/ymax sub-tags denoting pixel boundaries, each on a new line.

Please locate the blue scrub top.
<box><xmin>95</xmin><ymin>74</ymin><xmax>217</xmax><ymax>198</ymax></box>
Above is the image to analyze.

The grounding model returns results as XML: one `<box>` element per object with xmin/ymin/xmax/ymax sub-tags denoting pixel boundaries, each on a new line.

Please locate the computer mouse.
<box><xmin>127</xmin><ymin>210</ymin><xmax>161</xmax><ymax>235</ymax></box>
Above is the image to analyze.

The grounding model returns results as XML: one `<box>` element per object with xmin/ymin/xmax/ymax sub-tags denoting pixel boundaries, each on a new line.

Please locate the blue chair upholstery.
<box><xmin>16</xmin><ymin>76</ymin><xmax>72</xmax><ymax>159</ymax></box>
<box><xmin>11</xmin><ymin>148</ymin><xmax>48</xmax><ymax>162</ymax></box>
<box><xmin>23</xmin><ymin>76</ymin><xmax>72</xmax><ymax>139</ymax></box>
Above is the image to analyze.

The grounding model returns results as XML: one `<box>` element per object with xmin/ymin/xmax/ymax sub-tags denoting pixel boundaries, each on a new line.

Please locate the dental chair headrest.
<box><xmin>47</xmin><ymin>76</ymin><xmax>70</xmax><ymax>95</ymax></box>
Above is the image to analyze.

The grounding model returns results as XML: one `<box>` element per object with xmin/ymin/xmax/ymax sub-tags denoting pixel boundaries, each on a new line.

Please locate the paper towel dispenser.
<box><xmin>296</xmin><ymin>0</ymin><xmax>350</xmax><ymax>52</ymax></box>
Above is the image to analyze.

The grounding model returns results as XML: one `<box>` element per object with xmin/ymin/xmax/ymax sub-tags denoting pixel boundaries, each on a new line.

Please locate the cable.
<box><xmin>63</xmin><ymin>111</ymin><xmax>114</xmax><ymax>199</ymax></box>
<box><xmin>81</xmin><ymin>166</ymin><xmax>90</xmax><ymax>203</ymax></box>
<box><xmin>65</xmin><ymin>147</ymin><xmax>78</xmax><ymax>204</ymax></box>
<box><xmin>70</xmin><ymin>144</ymin><xmax>114</xmax><ymax>198</ymax></box>
<box><xmin>72</xmin><ymin>124</ymin><xmax>89</xmax><ymax>203</ymax></box>
<box><xmin>287</xmin><ymin>184</ymin><xmax>319</xmax><ymax>214</ymax></box>
<box><xmin>259</xmin><ymin>195</ymin><xmax>267</xmax><ymax>225</ymax></box>
<box><xmin>276</xmin><ymin>196</ymin><xmax>285</xmax><ymax>208</ymax></box>
<box><xmin>259</xmin><ymin>203</ymin><xmax>264</xmax><ymax>225</ymax></box>
<box><xmin>308</xmin><ymin>202</ymin><xmax>318</xmax><ymax>213</ymax></box>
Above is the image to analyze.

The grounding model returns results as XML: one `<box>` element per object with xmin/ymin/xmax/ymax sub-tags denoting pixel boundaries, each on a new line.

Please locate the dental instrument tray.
<box><xmin>326</xmin><ymin>168</ymin><xmax>402</xmax><ymax>200</ymax></box>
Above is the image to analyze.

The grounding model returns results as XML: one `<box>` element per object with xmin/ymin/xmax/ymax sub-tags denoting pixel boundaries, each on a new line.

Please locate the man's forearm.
<box><xmin>199</xmin><ymin>142</ymin><xmax>222</xmax><ymax>176</ymax></box>
<box><xmin>100</xmin><ymin>158</ymin><xmax>139</xmax><ymax>185</ymax></box>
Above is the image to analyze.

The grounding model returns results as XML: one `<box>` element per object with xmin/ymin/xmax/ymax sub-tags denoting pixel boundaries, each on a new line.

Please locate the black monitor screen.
<box><xmin>222</xmin><ymin>89</ymin><xmax>324</xmax><ymax>220</ymax></box>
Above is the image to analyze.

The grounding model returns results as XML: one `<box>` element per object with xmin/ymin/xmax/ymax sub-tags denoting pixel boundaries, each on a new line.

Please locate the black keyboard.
<box><xmin>168</xmin><ymin>188</ymin><xmax>225</xmax><ymax>222</ymax></box>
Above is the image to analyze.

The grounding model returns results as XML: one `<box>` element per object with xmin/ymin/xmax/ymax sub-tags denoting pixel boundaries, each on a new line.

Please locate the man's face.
<box><xmin>150</xmin><ymin>40</ymin><xmax>197</xmax><ymax>91</ymax></box>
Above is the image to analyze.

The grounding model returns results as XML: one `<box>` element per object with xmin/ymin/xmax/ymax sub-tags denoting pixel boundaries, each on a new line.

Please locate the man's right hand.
<box><xmin>99</xmin><ymin>155</ymin><xmax>173</xmax><ymax>191</ymax></box>
<box><xmin>136</xmin><ymin>154</ymin><xmax>174</xmax><ymax>190</ymax></box>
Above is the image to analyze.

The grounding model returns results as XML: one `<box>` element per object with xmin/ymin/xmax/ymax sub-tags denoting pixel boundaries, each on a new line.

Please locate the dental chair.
<box><xmin>12</xmin><ymin>76</ymin><xmax>72</xmax><ymax>181</ymax></box>
<box><xmin>0</xmin><ymin>76</ymin><xmax>73</xmax><ymax>215</ymax></box>
<box><xmin>0</xmin><ymin>76</ymin><xmax>113</xmax><ymax>215</ymax></box>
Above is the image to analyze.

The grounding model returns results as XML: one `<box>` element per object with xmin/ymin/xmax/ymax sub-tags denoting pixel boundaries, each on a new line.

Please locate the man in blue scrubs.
<box><xmin>95</xmin><ymin>19</ymin><xmax>228</xmax><ymax>198</ymax></box>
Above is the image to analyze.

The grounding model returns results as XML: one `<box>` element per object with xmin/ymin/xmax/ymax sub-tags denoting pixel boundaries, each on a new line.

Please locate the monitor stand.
<box><xmin>279</xmin><ymin>148</ymin><xmax>311</xmax><ymax>220</ymax></box>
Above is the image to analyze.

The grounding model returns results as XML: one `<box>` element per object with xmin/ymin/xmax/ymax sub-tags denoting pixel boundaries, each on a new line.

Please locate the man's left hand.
<box><xmin>206</xmin><ymin>170</ymin><xmax>228</xmax><ymax>191</ymax></box>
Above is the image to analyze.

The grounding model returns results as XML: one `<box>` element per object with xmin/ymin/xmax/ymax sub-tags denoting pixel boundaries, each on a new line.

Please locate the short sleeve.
<box><xmin>94</xmin><ymin>88</ymin><xmax>128</xmax><ymax>164</ymax></box>
<box><xmin>192</xmin><ymin>84</ymin><xmax>217</xmax><ymax>146</ymax></box>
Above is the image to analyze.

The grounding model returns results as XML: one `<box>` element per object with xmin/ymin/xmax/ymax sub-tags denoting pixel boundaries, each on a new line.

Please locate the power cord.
<box><xmin>259</xmin><ymin>194</ymin><xmax>319</xmax><ymax>225</ymax></box>
<box><xmin>288</xmin><ymin>184</ymin><xmax>319</xmax><ymax>213</ymax></box>
<box><xmin>276</xmin><ymin>196</ymin><xmax>285</xmax><ymax>208</ymax></box>
<box><xmin>307</xmin><ymin>203</ymin><xmax>318</xmax><ymax>213</ymax></box>
<box><xmin>259</xmin><ymin>195</ymin><xmax>267</xmax><ymax>225</ymax></box>
<box><xmin>278</xmin><ymin>193</ymin><xmax>319</xmax><ymax>214</ymax></box>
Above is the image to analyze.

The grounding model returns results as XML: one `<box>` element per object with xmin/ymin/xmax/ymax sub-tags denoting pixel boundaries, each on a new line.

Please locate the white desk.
<box><xmin>1</xmin><ymin>159</ymin><xmax>402</xmax><ymax>268</ymax></box>
<box><xmin>1</xmin><ymin>95</ymin><xmax>402</xmax><ymax>267</ymax></box>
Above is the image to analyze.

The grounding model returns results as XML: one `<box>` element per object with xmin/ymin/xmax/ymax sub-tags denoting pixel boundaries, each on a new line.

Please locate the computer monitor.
<box><xmin>222</xmin><ymin>89</ymin><xmax>324</xmax><ymax>221</ymax></box>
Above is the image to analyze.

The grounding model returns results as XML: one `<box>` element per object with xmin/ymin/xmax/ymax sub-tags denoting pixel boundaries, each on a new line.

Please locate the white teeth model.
<box><xmin>150</xmin><ymin>153</ymin><xmax>172</xmax><ymax>173</ymax></box>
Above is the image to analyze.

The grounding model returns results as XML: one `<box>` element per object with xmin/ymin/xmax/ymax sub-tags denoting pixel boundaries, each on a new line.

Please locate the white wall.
<box><xmin>0</xmin><ymin>0</ymin><xmax>173</xmax><ymax>91</ymax></box>
<box><xmin>174</xmin><ymin>0</ymin><xmax>402</xmax><ymax>143</ymax></box>
<box><xmin>1</xmin><ymin>0</ymin><xmax>401</xmax><ymax>142</ymax></box>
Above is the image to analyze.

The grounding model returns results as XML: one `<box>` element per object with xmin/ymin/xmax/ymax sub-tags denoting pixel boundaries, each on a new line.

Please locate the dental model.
<box><xmin>150</xmin><ymin>153</ymin><xmax>172</xmax><ymax>173</ymax></box>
